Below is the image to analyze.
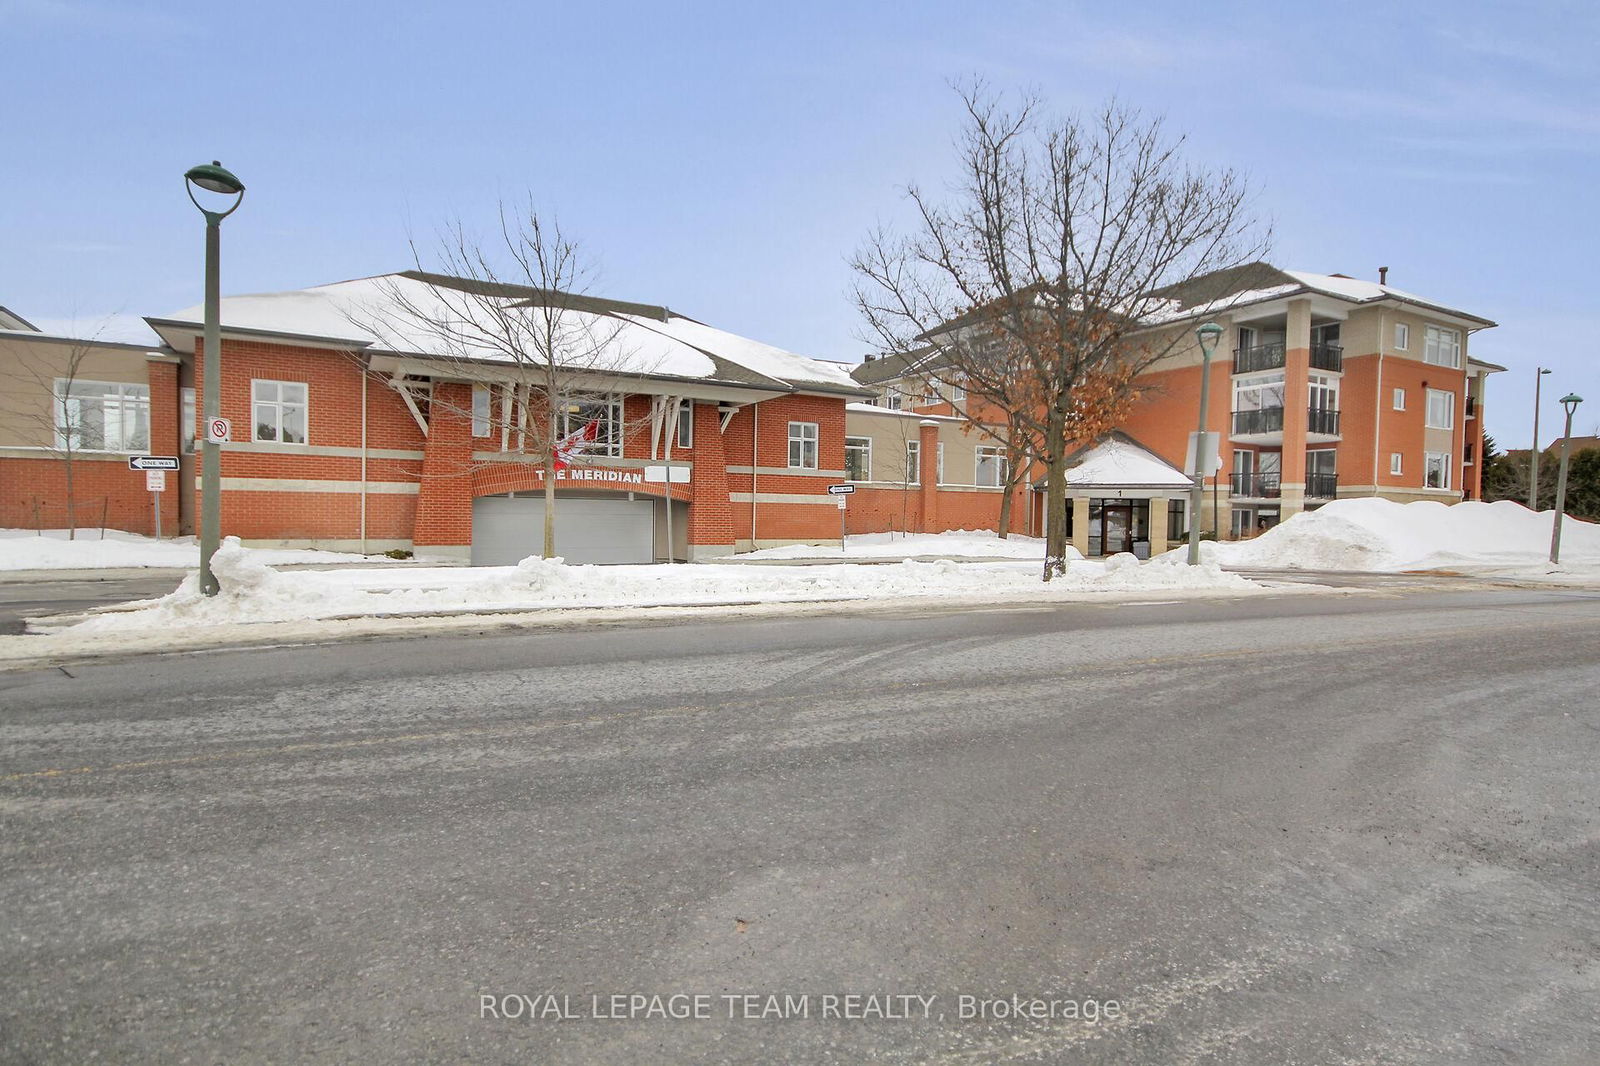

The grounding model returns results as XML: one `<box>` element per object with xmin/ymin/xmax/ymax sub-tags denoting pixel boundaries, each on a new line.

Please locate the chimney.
<box><xmin>1379</xmin><ymin>266</ymin><xmax>1389</xmax><ymax>285</ymax></box>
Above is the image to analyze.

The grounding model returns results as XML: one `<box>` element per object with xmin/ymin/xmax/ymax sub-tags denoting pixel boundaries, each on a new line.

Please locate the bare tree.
<box><xmin>0</xmin><ymin>324</ymin><xmax>118</xmax><ymax>539</ymax></box>
<box><xmin>352</xmin><ymin>201</ymin><xmax>663</xmax><ymax>559</ymax></box>
<box><xmin>854</xmin><ymin>84</ymin><xmax>1268</xmax><ymax>578</ymax></box>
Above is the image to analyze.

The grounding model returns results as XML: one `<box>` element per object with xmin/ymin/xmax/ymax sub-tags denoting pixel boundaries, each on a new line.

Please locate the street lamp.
<box><xmin>185</xmin><ymin>161</ymin><xmax>245</xmax><ymax>596</ymax></box>
<box><xmin>1529</xmin><ymin>366</ymin><xmax>1552</xmax><ymax>509</ymax></box>
<box><xmin>1187</xmin><ymin>321</ymin><xmax>1224</xmax><ymax>565</ymax></box>
<box><xmin>1549</xmin><ymin>392</ymin><xmax>1583</xmax><ymax>565</ymax></box>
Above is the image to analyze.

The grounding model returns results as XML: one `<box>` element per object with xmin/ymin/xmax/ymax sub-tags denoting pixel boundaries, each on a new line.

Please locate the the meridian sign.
<box><xmin>128</xmin><ymin>455</ymin><xmax>180</xmax><ymax>471</ymax></box>
<box><xmin>531</xmin><ymin>467</ymin><xmax>646</xmax><ymax>485</ymax></box>
<box><xmin>826</xmin><ymin>484</ymin><xmax>855</xmax><ymax>495</ymax></box>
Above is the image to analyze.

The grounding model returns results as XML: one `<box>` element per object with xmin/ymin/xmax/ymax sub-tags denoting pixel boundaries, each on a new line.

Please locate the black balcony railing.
<box><xmin>1310</xmin><ymin>343</ymin><xmax>1343</xmax><ymax>372</ymax></box>
<box><xmin>1232</xmin><ymin>342</ymin><xmax>1343</xmax><ymax>374</ymax></box>
<box><xmin>1232</xmin><ymin>406</ymin><xmax>1284</xmax><ymax>435</ymax></box>
<box><xmin>1306</xmin><ymin>472</ymin><xmax>1339</xmax><ymax>498</ymax></box>
<box><xmin>1230</xmin><ymin>472</ymin><xmax>1281</xmax><ymax>498</ymax></box>
<box><xmin>1307</xmin><ymin>406</ymin><xmax>1341</xmax><ymax>436</ymax></box>
<box><xmin>1233</xmin><ymin>343</ymin><xmax>1285</xmax><ymax>373</ymax></box>
<box><xmin>1465</xmin><ymin>396</ymin><xmax>1478</xmax><ymax>419</ymax></box>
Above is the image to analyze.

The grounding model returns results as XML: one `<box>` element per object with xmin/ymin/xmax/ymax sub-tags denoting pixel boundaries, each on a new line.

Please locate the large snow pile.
<box><xmin>59</xmin><ymin>541</ymin><xmax>1258</xmax><ymax>632</ymax></box>
<box><xmin>740</xmin><ymin>530</ymin><xmax>1050</xmax><ymax>561</ymax></box>
<box><xmin>0</xmin><ymin>528</ymin><xmax>376</xmax><ymax>570</ymax></box>
<box><xmin>1199</xmin><ymin>499</ymin><xmax>1600</xmax><ymax>573</ymax></box>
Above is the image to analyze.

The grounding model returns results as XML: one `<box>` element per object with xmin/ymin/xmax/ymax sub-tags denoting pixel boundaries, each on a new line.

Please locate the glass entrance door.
<box><xmin>1101</xmin><ymin>504</ymin><xmax>1134</xmax><ymax>556</ymax></box>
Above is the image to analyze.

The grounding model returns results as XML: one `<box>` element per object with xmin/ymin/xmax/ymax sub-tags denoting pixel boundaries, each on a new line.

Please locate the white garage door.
<box><xmin>471</xmin><ymin>494</ymin><xmax>656</xmax><ymax>566</ymax></box>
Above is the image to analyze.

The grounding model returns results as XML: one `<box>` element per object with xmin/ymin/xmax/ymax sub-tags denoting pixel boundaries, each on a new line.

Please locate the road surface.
<box><xmin>2</xmin><ymin>588</ymin><xmax>1597</xmax><ymax>1063</ymax></box>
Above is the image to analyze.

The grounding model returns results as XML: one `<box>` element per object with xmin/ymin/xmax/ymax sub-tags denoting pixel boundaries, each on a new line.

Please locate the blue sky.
<box><xmin>5</xmin><ymin>0</ymin><xmax>1597</xmax><ymax>447</ymax></box>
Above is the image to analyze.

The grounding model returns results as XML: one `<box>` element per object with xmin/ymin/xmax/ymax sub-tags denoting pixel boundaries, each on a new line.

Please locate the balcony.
<box><xmin>1232</xmin><ymin>406</ymin><xmax>1285</xmax><ymax>436</ymax></box>
<box><xmin>1230</xmin><ymin>472</ymin><xmax>1281</xmax><ymax>498</ymax></box>
<box><xmin>1307</xmin><ymin>406</ymin><xmax>1341</xmax><ymax>437</ymax></box>
<box><xmin>1231</xmin><ymin>342</ymin><xmax>1343</xmax><ymax>374</ymax></box>
<box><xmin>1306</xmin><ymin>472</ymin><xmax>1339</xmax><ymax>498</ymax></box>
<box><xmin>1465</xmin><ymin>395</ymin><xmax>1478</xmax><ymax>419</ymax></box>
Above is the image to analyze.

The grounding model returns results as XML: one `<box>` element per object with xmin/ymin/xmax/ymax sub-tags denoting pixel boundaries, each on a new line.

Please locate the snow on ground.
<box><xmin>740</xmin><ymin>530</ymin><xmax>1049</xmax><ymax>561</ymax></box>
<box><xmin>1186</xmin><ymin>499</ymin><xmax>1600</xmax><ymax>580</ymax></box>
<box><xmin>54</xmin><ymin>537</ymin><xmax>1260</xmax><ymax>634</ymax></box>
<box><xmin>0</xmin><ymin>528</ymin><xmax>381</xmax><ymax>570</ymax></box>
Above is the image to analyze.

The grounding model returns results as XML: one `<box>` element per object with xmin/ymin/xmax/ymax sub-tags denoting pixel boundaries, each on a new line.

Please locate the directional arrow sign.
<box><xmin>128</xmin><ymin>455</ymin><xmax>180</xmax><ymax>471</ymax></box>
<box><xmin>827</xmin><ymin>484</ymin><xmax>856</xmax><ymax>495</ymax></box>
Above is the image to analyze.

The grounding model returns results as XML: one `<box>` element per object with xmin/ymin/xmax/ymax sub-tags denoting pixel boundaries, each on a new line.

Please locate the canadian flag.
<box><xmin>552</xmin><ymin>418</ymin><xmax>601</xmax><ymax>471</ymax></box>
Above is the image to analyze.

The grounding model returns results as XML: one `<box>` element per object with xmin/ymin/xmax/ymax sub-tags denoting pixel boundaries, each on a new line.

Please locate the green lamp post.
<box><xmin>184</xmin><ymin>161</ymin><xmax>245</xmax><ymax>596</ymax></box>
<box><xmin>1187</xmin><ymin>322</ymin><xmax>1224</xmax><ymax>565</ymax></box>
<box><xmin>1549</xmin><ymin>392</ymin><xmax>1583</xmax><ymax>565</ymax></box>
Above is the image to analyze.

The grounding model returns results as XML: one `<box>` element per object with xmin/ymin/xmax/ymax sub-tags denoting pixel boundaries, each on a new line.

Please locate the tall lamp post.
<box><xmin>1549</xmin><ymin>392</ymin><xmax>1583</xmax><ymax>565</ymax></box>
<box><xmin>1186</xmin><ymin>321</ymin><xmax>1224</xmax><ymax>565</ymax></box>
<box><xmin>184</xmin><ymin>161</ymin><xmax>246</xmax><ymax>596</ymax></box>
<box><xmin>1529</xmin><ymin>366</ymin><xmax>1552</xmax><ymax>509</ymax></box>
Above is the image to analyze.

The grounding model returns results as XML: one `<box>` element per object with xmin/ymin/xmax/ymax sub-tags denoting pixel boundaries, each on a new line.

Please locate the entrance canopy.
<box><xmin>1041</xmin><ymin>432</ymin><xmax>1193</xmax><ymax>496</ymax></box>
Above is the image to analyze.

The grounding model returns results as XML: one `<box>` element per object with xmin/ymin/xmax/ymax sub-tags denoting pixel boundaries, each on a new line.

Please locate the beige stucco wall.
<box><xmin>843</xmin><ymin>408</ymin><xmax>1010</xmax><ymax>487</ymax></box>
<box><xmin>0</xmin><ymin>337</ymin><xmax>154</xmax><ymax>449</ymax></box>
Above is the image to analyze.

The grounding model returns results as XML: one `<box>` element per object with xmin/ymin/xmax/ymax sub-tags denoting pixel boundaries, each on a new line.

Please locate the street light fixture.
<box><xmin>1529</xmin><ymin>366</ymin><xmax>1552</xmax><ymax>509</ymax></box>
<box><xmin>185</xmin><ymin>161</ymin><xmax>245</xmax><ymax>596</ymax></box>
<box><xmin>1186</xmin><ymin>321</ymin><xmax>1224</xmax><ymax>565</ymax></box>
<box><xmin>1549</xmin><ymin>392</ymin><xmax>1583</xmax><ymax>565</ymax></box>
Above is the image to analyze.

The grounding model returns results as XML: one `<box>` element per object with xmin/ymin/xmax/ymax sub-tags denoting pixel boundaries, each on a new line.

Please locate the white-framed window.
<box><xmin>904</xmin><ymin>440</ymin><xmax>921</xmax><ymax>485</ymax></box>
<box><xmin>181</xmin><ymin>387</ymin><xmax>196</xmax><ymax>453</ymax></box>
<box><xmin>844</xmin><ymin>436</ymin><xmax>871</xmax><ymax>481</ymax></box>
<box><xmin>1424</xmin><ymin>325</ymin><xmax>1461</xmax><ymax>368</ymax></box>
<box><xmin>787</xmin><ymin>421</ymin><xmax>818</xmax><ymax>469</ymax></box>
<box><xmin>1425</xmin><ymin>451</ymin><xmax>1451</xmax><ymax>489</ymax></box>
<box><xmin>1425</xmin><ymin>388</ymin><xmax>1455</xmax><ymax>429</ymax></box>
<box><xmin>1308</xmin><ymin>373</ymin><xmax>1339</xmax><ymax>411</ymax></box>
<box><xmin>1394</xmin><ymin>322</ymin><xmax>1409</xmax><ymax>350</ymax></box>
<box><xmin>949</xmin><ymin>381</ymin><xmax>966</xmax><ymax>405</ymax></box>
<box><xmin>675</xmin><ymin>402</ymin><xmax>694</xmax><ymax>450</ymax></box>
<box><xmin>1392</xmin><ymin>387</ymin><xmax>1406</xmax><ymax>411</ymax></box>
<box><xmin>1390</xmin><ymin>452</ymin><xmax>1404</xmax><ymax>476</ymax></box>
<box><xmin>1233</xmin><ymin>373</ymin><xmax>1286</xmax><ymax>413</ymax></box>
<box><xmin>53</xmin><ymin>379</ymin><xmax>150</xmax><ymax>452</ymax></box>
<box><xmin>471</xmin><ymin>385</ymin><xmax>492</xmax><ymax>437</ymax></box>
<box><xmin>975</xmin><ymin>445</ymin><xmax>1008</xmax><ymax>488</ymax></box>
<box><xmin>561</xmin><ymin>395</ymin><xmax>623</xmax><ymax>456</ymax></box>
<box><xmin>252</xmin><ymin>379</ymin><xmax>308</xmax><ymax>444</ymax></box>
<box><xmin>883</xmin><ymin>389</ymin><xmax>902</xmax><ymax>411</ymax></box>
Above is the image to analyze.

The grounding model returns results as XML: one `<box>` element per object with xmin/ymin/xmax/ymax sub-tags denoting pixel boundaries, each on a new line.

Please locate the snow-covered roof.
<box><xmin>149</xmin><ymin>273</ymin><xmax>867</xmax><ymax>395</ymax></box>
<box><xmin>1061</xmin><ymin>434</ymin><xmax>1192</xmax><ymax>489</ymax></box>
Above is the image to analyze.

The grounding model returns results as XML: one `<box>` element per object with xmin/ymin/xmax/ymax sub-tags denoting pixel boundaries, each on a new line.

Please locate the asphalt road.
<box><xmin>3</xmin><ymin>588</ymin><xmax>1598</xmax><ymax>1064</ymax></box>
<box><xmin>0</xmin><ymin>571</ymin><xmax>183</xmax><ymax>635</ymax></box>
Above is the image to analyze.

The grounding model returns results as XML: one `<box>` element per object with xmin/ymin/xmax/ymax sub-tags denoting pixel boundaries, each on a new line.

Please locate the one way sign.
<box><xmin>128</xmin><ymin>455</ymin><xmax>180</xmax><ymax>471</ymax></box>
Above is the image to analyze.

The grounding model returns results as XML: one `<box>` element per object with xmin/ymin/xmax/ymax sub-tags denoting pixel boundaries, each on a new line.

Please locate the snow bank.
<box><xmin>1191</xmin><ymin>499</ymin><xmax>1600</xmax><ymax>573</ymax></box>
<box><xmin>0</xmin><ymin>528</ymin><xmax>379</xmax><ymax>570</ymax></box>
<box><xmin>740</xmin><ymin>530</ymin><xmax>1054</xmax><ymax>561</ymax></box>
<box><xmin>60</xmin><ymin>544</ymin><xmax>1257</xmax><ymax>632</ymax></box>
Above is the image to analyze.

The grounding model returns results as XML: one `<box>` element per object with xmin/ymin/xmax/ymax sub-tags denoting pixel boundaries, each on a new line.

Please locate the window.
<box><xmin>54</xmin><ymin>379</ymin><xmax>150</xmax><ymax>452</ymax></box>
<box><xmin>182</xmin><ymin>387</ymin><xmax>196</xmax><ymax>453</ymax></box>
<box><xmin>1425</xmin><ymin>388</ymin><xmax>1455</xmax><ymax>429</ymax></box>
<box><xmin>975</xmin><ymin>445</ymin><xmax>1008</xmax><ymax>488</ymax></box>
<box><xmin>1308</xmin><ymin>373</ymin><xmax>1339</xmax><ymax>411</ymax></box>
<box><xmin>904</xmin><ymin>440</ymin><xmax>920</xmax><ymax>485</ymax></box>
<box><xmin>1167</xmin><ymin>499</ymin><xmax>1187</xmax><ymax>541</ymax></box>
<box><xmin>561</xmin><ymin>395</ymin><xmax>623</xmax><ymax>456</ymax></box>
<box><xmin>252</xmin><ymin>380</ymin><xmax>308</xmax><ymax>444</ymax></box>
<box><xmin>936</xmin><ymin>442</ymin><xmax>945</xmax><ymax>484</ymax></box>
<box><xmin>1394</xmin><ymin>322</ymin><xmax>1409</xmax><ymax>350</ymax></box>
<box><xmin>1425</xmin><ymin>451</ymin><xmax>1451</xmax><ymax>489</ymax></box>
<box><xmin>675</xmin><ymin>402</ymin><xmax>694</xmax><ymax>449</ymax></box>
<box><xmin>949</xmin><ymin>381</ymin><xmax>966</xmax><ymax>405</ymax></box>
<box><xmin>1424</xmin><ymin>325</ymin><xmax>1461</xmax><ymax>368</ymax></box>
<box><xmin>787</xmin><ymin>421</ymin><xmax>818</xmax><ymax>469</ymax></box>
<box><xmin>471</xmin><ymin>385</ymin><xmax>491</xmax><ymax>437</ymax></box>
<box><xmin>883</xmin><ymin>389</ymin><xmax>902</xmax><ymax>411</ymax></box>
<box><xmin>844</xmin><ymin>436</ymin><xmax>872</xmax><ymax>481</ymax></box>
<box><xmin>1392</xmin><ymin>387</ymin><xmax>1406</xmax><ymax>411</ymax></box>
<box><xmin>1390</xmin><ymin>452</ymin><xmax>1404</xmax><ymax>476</ymax></box>
<box><xmin>1233</xmin><ymin>373</ymin><xmax>1286</xmax><ymax>412</ymax></box>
